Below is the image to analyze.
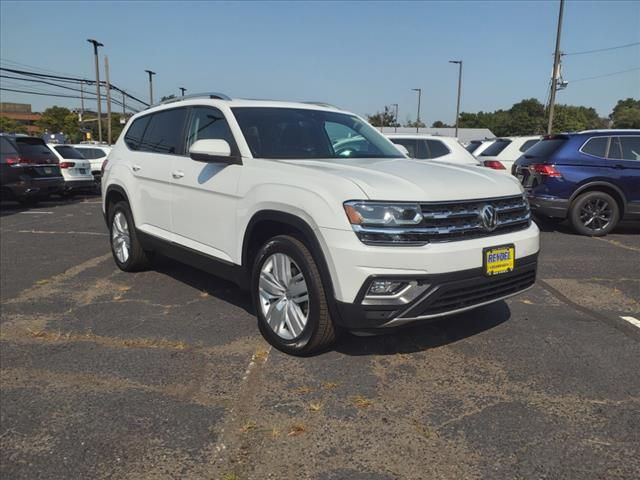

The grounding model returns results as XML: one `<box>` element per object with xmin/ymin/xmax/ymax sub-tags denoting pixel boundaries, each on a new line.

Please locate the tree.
<box><xmin>0</xmin><ymin>116</ymin><xmax>29</xmax><ymax>134</ymax></box>
<box><xmin>508</xmin><ymin>98</ymin><xmax>546</xmax><ymax>135</ymax></box>
<box><xmin>367</xmin><ymin>106</ymin><xmax>398</xmax><ymax>127</ymax></box>
<box><xmin>553</xmin><ymin>104</ymin><xmax>607</xmax><ymax>132</ymax></box>
<box><xmin>160</xmin><ymin>94</ymin><xmax>176</xmax><ymax>102</ymax></box>
<box><xmin>404</xmin><ymin>119</ymin><xmax>426</xmax><ymax>128</ymax></box>
<box><xmin>37</xmin><ymin>106</ymin><xmax>72</xmax><ymax>133</ymax></box>
<box><xmin>431</xmin><ymin>121</ymin><xmax>452</xmax><ymax>128</ymax></box>
<box><xmin>610</xmin><ymin>98</ymin><xmax>640</xmax><ymax>128</ymax></box>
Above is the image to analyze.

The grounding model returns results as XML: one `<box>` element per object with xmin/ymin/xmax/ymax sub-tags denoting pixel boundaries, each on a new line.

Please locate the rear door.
<box><xmin>170</xmin><ymin>106</ymin><xmax>241</xmax><ymax>262</ymax></box>
<box><xmin>607</xmin><ymin>135</ymin><xmax>640</xmax><ymax>216</ymax></box>
<box><xmin>126</xmin><ymin>108</ymin><xmax>188</xmax><ymax>239</ymax></box>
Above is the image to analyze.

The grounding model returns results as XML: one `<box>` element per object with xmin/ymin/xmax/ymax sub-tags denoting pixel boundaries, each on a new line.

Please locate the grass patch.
<box><xmin>352</xmin><ymin>395</ymin><xmax>373</xmax><ymax>409</ymax></box>
<box><xmin>308</xmin><ymin>402</ymin><xmax>322</xmax><ymax>412</ymax></box>
<box><xmin>240</xmin><ymin>421</ymin><xmax>258</xmax><ymax>433</ymax></box>
<box><xmin>288</xmin><ymin>423</ymin><xmax>306</xmax><ymax>436</ymax></box>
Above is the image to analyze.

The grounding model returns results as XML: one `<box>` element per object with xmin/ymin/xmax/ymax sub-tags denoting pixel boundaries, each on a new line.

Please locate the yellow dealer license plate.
<box><xmin>484</xmin><ymin>245</ymin><xmax>515</xmax><ymax>276</ymax></box>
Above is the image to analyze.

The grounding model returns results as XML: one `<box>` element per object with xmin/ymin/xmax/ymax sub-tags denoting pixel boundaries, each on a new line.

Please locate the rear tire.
<box><xmin>108</xmin><ymin>200</ymin><xmax>151</xmax><ymax>271</ymax></box>
<box><xmin>251</xmin><ymin>235</ymin><xmax>336</xmax><ymax>356</ymax></box>
<box><xmin>569</xmin><ymin>191</ymin><xmax>620</xmax><ymax>237</ymax></box>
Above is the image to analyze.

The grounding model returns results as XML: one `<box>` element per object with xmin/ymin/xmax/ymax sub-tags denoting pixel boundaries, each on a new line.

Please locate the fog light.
<box><xmin>367</xmin><ymin>280</ymin><xmax>407</xmax><ymax>296</ymax></box>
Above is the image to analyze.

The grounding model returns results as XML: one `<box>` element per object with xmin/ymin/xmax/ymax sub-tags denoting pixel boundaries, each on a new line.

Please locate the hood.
<box><xmin>282</xmin><ymin>158</ymin><xmax>523</xmax><ymax>201</ymax></box>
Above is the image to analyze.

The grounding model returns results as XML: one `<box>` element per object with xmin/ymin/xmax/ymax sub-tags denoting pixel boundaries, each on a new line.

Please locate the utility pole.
<box><xmin>104</xmin><ymin>55</ymin><xmax>112</xmax><ymax>144</ymax></box>
<box><xmin>122</xmin><ymin>90</ymin><xmax>126</xmax><ymax>116</ymax></box>
<box><xmin>412</xmin><ymin>88</ymin><xmax>422</xmax><ymax>133</ymax></box>
<box><xmin>145</xmin><ymin>70</ymin><xmax>156</xmax><ymax>104</ymax></box>
<box><xmin>449</xmin><ymin>60</ymin><xmax>463</xmax><ymax>138</ymax></box>
<box><xmin>391</xmin><ymin>103</ymin><xmax>399</xmax><ymax>133</ymax></box>
<box><xmin>179</xmin><ymin>87</ymin><xmax>186</xmax><ymax>97</ymax></box>
<box><xmin>79</xmin><ymin>80</ymin><xmax>85</xmax><ymax>129</ymax></box>
<box><xmin>547</xmin><ymin>0</ymin><xmax>565</xmax><ymax>134</ymax></box>
<box><xmin>87</xmin><ymin>38</ymin><xmax>104</xmax><ymax>143</ymax></box>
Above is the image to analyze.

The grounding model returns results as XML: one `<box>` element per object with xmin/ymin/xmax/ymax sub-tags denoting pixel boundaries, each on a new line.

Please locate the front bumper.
<box><xmin>527</xmin><ymin>194</ymin><xmax>569</xmax><ymax>219</ymax></box>
<box><xmin>334</xmin><ymin>253</ymin><xmax>537</xmax><ymax>330</ymax></box>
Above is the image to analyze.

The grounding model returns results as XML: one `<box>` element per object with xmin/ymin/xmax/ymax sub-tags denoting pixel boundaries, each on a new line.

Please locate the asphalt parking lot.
<box><xmin>1</xmin><ymin>197</ymin><xmax>639</xmax><ymax>480</ymax></box>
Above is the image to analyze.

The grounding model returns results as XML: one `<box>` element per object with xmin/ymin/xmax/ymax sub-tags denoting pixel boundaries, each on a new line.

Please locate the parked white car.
<box><xmin>102</xmin><ymin>94</ymin><xmax>539</xmax><ymax>355</ymax></box>
<box><xmin>48</xmin><ymin>144</ymin><xmax>95</xmax><ymax>193</ymax></box>
<box><xmin>70</xmin><ymin>144</ymin><xmax>111</xmax><ymax>182</ymax></box>
<box><xmin>465</xmin><ymin>139</ymin><xmax>495</xmax><ymax>157</ymax></box>
<box><xmin>478</xmin><ymin>136</ymin><xmax>541</xmax><ymax>172</ymax></box>
<box><xmin>386</xmin><ymin>134</ymin><xmax>481</xmax><ymax>165</ymax></box>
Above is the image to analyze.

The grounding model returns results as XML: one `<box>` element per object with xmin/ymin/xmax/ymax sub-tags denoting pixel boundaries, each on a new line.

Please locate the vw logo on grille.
<box><xmin>480</xmin><ymin>205</ymin><xmax>498</xmax><ymax>232</ymax></box>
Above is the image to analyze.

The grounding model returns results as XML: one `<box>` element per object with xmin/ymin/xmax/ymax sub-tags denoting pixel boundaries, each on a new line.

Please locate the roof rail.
<box><xmin>158</xmin><ymin>92</ymin><xmax>231</xmax><ymax>106</ymax></box>
<box><xmin>303</xmin><ymin>101</ymin><xmax>339</xmax><ymax>109</ymax></box>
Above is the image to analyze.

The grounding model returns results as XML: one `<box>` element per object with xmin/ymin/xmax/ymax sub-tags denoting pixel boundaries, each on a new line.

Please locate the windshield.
<box><xmin>231</xmin><ymin>107</ymin><xmax>402</xmax><ymax>159</ymax></box>
<box><xmin>54</xmin><ymin>145</ymin><xmax>86</xmax><ymax>159</ymax></box>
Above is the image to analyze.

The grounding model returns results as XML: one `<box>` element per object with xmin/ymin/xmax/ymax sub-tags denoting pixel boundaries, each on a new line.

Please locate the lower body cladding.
<box><xmin>334</xmin><ymin>254</ymin><xmax>537</xmax><ymax>329</ymax></box>
<box><xmin>527</xmin><ymin>194</ymin><xmax>569</xmax><ymax>218</ymax></box>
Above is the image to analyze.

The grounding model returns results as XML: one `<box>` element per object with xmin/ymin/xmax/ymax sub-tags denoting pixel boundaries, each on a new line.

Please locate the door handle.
<box><xmin>172</xmin><ymin>170</ymin><xmax>184</xmax><ymax>179</ymax></box>
<box><xmin>613</xmin><ymin>164</ymin><xmax>626</xmax><ymax>170</ymax></box>
<box><xmin>132</xmin><ymin>165</ymin><xmax>141</xmax><ymax>172</ymax></box>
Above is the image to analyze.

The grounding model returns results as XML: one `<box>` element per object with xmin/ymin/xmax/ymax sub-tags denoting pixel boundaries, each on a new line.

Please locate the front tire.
<box><xmin>569</xmin><ymin>191</ymin><xmax>620</xmax><ymax>237</ymax></box>
<box><xmin>108</xmin><ymin>201</ymin><xmax>150</xmax><ymax>271</ymax></box>
<box><xmin>252</xmin><ymin>235</ymin><xmax>336</xmax><ymax>355</ymax></box>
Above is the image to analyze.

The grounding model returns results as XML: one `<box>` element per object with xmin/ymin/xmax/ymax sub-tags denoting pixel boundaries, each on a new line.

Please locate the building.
<box><xmin>379</xmin><ymin>127</ymin><xmax>495</xmax><ymax>144</ymax></box>
<box><xmin>0</xmin><ymin>102</ymin><xmax>42</xmax><ymax>135</ymax></box>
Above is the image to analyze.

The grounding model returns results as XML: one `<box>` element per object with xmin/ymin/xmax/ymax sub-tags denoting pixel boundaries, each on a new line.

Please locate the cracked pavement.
<box><xmin>1</xmin><ymin>197</ymin><xmax>639</xmax><ymax>479</ymax></box>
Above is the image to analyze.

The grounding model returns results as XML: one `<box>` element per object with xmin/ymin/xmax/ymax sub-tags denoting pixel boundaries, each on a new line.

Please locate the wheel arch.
<box><xmin>569</xmin><ymin>181</ymin><xmax>627</xmax><ymax>217</ymax></box>
<box><xmin>241</xmin><ymin>210</ymin><xmax>338</xmax><ymax>307</ymax></box>
<box><xmin>104</xmin><ymin>184</ymin><xmax>130</xmax><ymax>221</ymax></box>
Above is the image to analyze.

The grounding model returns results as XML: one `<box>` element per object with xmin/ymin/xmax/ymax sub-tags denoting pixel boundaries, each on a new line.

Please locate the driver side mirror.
<box><xmin>189</xmin><ymin>139</ymin><xmax>241</xmax><ymax>165</ymax></box>
<box><xmin>394</xmin><ymin>144</ymin><xmax>410</xmax><ymax>157</ymax></box>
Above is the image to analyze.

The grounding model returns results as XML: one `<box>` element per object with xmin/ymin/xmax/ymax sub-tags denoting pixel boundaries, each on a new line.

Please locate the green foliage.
<box><xmin>459</xmin><ymin>98</ymin><xmax>610</xmax><ymax>136</ymax></box>
<box><xmin>37</xmin><ymin>106</ymin><xmax>73</xmax><ymax>133</ymax></box>
<box><xmin>367</xmin><ymin>106</ymin><xmax>398</xmax><ymax>127</ymax></box>
<box><xmin>0</xmin><ymin>116</ymin><xmax>29</xmax><ymax>134</ymax></box>
<box><xmin>161</xmin><ymin>94</ymin><xmax>176</xmax><ymax>102</ymax></box>
<box><xmin>610</xmin><ymin>98</ymin><xmax>640</xmax><ymax>129</ymax></box>
<box><xmin>404</xmin><ymin>119</ymin><xmax>426</xmax><ymax>128</ymax></box>
<box><xmin>431</xmin><ymin>121</ymin><xmax>452</xmax><ymax>128</ymax></box>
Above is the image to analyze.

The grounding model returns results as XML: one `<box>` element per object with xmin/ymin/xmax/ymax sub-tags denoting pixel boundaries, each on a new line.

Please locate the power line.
<box><xmin>0</xmin><ymin>87</ymin><xmax>135</xmax><ymax>112</ymax></box>
<box><xmin>569</xmin><ymin>67</ymin><xmax>640</xmax><ymax>83</ymax></box>
<box><xmin>562</xmin><ymin>41</ymin><xmax>640</xmax><ymax>56</ymax></box>
<box><xmin>0</xmin><ymin>66</ymin><xmax>149</xmax><ymax>107</ymax></box>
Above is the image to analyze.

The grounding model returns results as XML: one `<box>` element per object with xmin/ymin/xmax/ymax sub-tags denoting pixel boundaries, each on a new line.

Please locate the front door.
<box><xmin>170</xmin><ymin>106</ymin><xmax>242</xmax><ymax>263</ymax></box>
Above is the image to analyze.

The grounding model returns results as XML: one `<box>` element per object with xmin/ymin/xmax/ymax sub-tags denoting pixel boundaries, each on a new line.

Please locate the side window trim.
<box><xmin>184</xmin><ymin>106</ymin><xmax>241</xmax><ymax>158</ymax></box>
<box><xmin>579</xmin><ymin>136</ymin><xmax>611</xmax><ymax>159</ymax></box>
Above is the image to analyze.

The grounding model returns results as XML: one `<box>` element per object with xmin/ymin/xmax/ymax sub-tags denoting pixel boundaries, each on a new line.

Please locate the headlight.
<box><xmin>344</xmin><ymin>201</ymin><xmax>423</xmax><ymax>226</ymax></box>
<box><xmin>343</xmin><ymin>201</ymin><xmax>427</xmax><ymax>246</ymax></box>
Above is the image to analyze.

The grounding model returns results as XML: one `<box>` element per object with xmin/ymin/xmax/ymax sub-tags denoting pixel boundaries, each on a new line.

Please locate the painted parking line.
<box><xmin>620</xmin><ymin>316</ymin><xmax>640</xmax><ymax>329</ymax></box>
<box><xmin>19</xmin><ymin>211</ymin><xmax>54</xmax><ymax>215</ymax></box>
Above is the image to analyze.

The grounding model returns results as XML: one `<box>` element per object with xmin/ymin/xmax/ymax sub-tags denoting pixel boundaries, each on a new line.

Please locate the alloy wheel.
<box><xmin>111</xmin><ymin>211</ymin><xmax>131</xmax><ymax>263</ymax></box>
<box><xmin>258</xmin><ymin>253</ymin><xmax>309</xmax><ymax>340</ymax></box>
<box><xmin>579</xmin><ymin>197</ymin><xmax>612</xmax><ymax>232</ymax></box>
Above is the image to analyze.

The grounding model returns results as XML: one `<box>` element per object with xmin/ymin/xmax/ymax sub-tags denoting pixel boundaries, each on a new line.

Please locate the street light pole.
<box><xmin>87</xmin><ymin>38</ymin><xmax>103</xmax><ymax>143</ymax></box>
<box><xmin>449</xmin><ymin>60</ymin><xmax>463</xmax><ymax>138</ymax></box>
<box><xmin>179</xmin><ymin>87</ymin><xmax>186</xmax><ymax>97</ymax></box>
<box><xmin>145</xmin><ymin>70</ymin><xmax>156</xmax><ymax>104</ymax></box>
<box><xmin>391</xmin><ymin>103</ymin><xmax>399</xmax><ymax>133</ymax></box>
<box><xmin>412</xmin><ymin>88</ymin><xmax>422</xmax><ymax>133</ymax></box>
<box><xmin>547</xmin><ymin>0</ymin><xmax>565</xmax><ymax>134</ymax></box>
<box><xmin>104</xmin><ymin>55</ymin><xmax>112</xmax><ymax>144</ymax></box>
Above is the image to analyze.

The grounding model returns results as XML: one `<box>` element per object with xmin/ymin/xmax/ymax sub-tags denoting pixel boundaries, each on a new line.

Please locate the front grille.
<box><xmin>401</xmin><ymin>267</ymin><xmax>536</xmax><ymax>318</ymax></box>
<box><xmin>418</xmin><ymin>195</ymin><xmax>531</xmax><ymax>242</ymax></box>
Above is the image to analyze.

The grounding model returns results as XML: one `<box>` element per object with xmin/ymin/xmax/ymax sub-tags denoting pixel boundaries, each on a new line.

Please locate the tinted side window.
<box><xmin>186</xmin><ymin>107</ymin><xmax>236</xmax><ymax>152</ymax></box>
<box><xmin>480</xmin><ymin>139</ymin><xmax>511</xmax><ymax>156</ymax></box>
<box><xmin>581</xmin><ymin>137</ymin><xmax>608</xmax><ymax>158</ymax></box>
<box><xmin>0</xmin><ymin>137</ymin><xmax>18</xmax><ymax>156</ymax></box>
<box><xmin>416</xmin><ymin>140</ymin><xmax>430</xmax><ymax>159</ymax></box>
<box><xmin>465</xmin><ymin>141</ymin><xmax>480</xmax><ymax>153</ymax></box>
<box><xmin>426</xmin><ymin>139</ymin><xmax>450</xmax><ymax>158</ymax></box>
<box><xmin>607</xmin><ymin>137</ymin><xmax>623</xmax><ymax>160</ymax></box>
<box><xmin>125</xmin><ymin>116</ymin><xmax>150</xmax><ymax>150</ymax></box>
<box><xmin>54</xmin><ymin>146</ymin><xmax>85</xmax><ymax>159</ymax></box>
<box><xmin>391</xmin><ymin>139</ymin><xmax>417</xmax><ymax>158</ymax></box>
<box><xmin>140</xmin><ymin>108</ymin><xmax>188</xmax><ymax>154</ymax></box>
<box><xmin>619</xmin><ymin>136</ymin><xmax>640</xmax><ymax>161</ymax></box>
<box><xmin>519</xmin><ymin>139</ymin><xmax>539</xmax><ymax>152</ymax></box>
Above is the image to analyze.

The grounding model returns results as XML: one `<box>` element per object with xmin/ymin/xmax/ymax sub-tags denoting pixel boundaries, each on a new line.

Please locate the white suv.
<box><xmin>386</xmin><ymin>134</ymin><xmax>481</xmax><ymax>165</ymax></box>
<box><xmin>102</xmin><ymin>94</ymin><xmax>539</xmax><ymax>355</ymax></box>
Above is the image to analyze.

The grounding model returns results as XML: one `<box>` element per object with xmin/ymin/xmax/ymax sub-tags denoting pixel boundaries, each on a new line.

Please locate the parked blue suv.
<box><xmin>512</xmin><ymin>130</ymin><xmax>640</xmax><ymax>236</ymax></box>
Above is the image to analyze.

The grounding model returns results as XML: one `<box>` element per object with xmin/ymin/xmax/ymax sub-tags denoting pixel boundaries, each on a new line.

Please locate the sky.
<box><xmin>1</xmin><ymin>0</ymin><xmax>639</xmax><ymax>123</ymax></box>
